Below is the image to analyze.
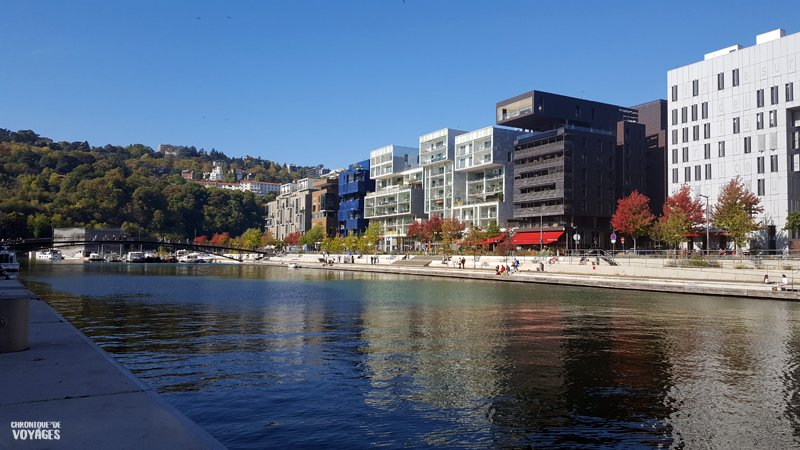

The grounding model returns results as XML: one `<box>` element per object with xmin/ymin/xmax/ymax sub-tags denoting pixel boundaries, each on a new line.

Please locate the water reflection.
<box><xmin>20</xmin><ymin>261</ymin><xmax>800</xmax><ymax>449</ymax></box>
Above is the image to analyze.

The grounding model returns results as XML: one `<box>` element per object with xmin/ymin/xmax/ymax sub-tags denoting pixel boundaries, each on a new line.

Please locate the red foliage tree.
<box><xmin>210</xmin><ymin>232</ymin><xmax>231</xmax><ymax>245</ymax></box>
<box><xmin>423</xmin><ymin>215</ymin><xmax>443</xmax><ymax>250</ymax></box>
<box><xmin>193</xmin><ymin>235</ymin><xmax>209</xmax><ymax>244</ymax></box>
<box><xmin>406</xmin><ymin>221</ymin><xmax>426</xmax><ymax>246</ymax></box>
<box><xmin>661</xmin><ymin>184</ymin><xmax>706</xmax><ymax>233</ymax></box>
<box><xmin>611</xmin><ymin>191</ymin><xmax>655</xmax><ymax>252</ymax></box>
<box><xmin>285</xmin><ymin>231</ymin><xmax>301</xmax><ymax>246</ymax></box>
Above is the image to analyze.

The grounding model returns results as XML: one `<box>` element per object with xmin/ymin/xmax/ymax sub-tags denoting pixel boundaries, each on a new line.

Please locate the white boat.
<box><xmin>36</xmin><ymin>249</ymin><xmax>64</xmax><ymax>260</ymax></box>
<box><xmin>178</xmin><ymin>252</ymin><xmax>201</xmax><ymax>263</ymax></box>
<box><xmin>105</xmin><ymin>252</ymin><xmax>122</xmax><ymax>262</ymax></box>
<box><xmin>126</xmin><ymin>251</ymin><xmax>146</xmax><ymax>263</ymax></box>
<box><xmin>0</xmin><ymin>247</ymin><xmax>20</xmax><ymax>272</ymax></box>
<box><xmin>287</xmin><ymin>263</ymin><xmax>300</xmax><ymax>268</ymax></box>
<box><xmin>88</xmin><ymin>252</ymin><xmax>105</xmax><ymax>262</ymax></box>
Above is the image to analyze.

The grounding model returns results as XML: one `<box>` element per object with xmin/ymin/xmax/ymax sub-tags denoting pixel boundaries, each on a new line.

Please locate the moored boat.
<box><xmin>36</xmin><ymin>249</ymin><xmax>64</xmax><ymax>260</ymax></box>
<box><xmin>0</xmin><ymin>246</ymin><xmax>20</xmax><ymax>272</ymax></box>
<box><xmin>88</xmin><ymin>252</ymin><xmax>105</xmax><ymax>262</ymax></box>
<box><xmin>126</xmin><ymin>251</ymin><xmax>146</xmax><ymax>263</ymax></box>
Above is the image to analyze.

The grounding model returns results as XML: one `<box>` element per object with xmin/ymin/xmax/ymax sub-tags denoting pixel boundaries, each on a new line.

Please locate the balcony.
<box><xmin>514</xmin><ymin>172</ymin><xmax>565</xmax><ymax>188</ymax></box>
<box><xmin>515</xmin><ymin>188</ymin><xmax>566</xmax><ymax>203</ymax></box>
<box><xmin>514</xmin><ymin>204</ymin><xmax>567</xmax><ymax>217</ymax></box>
<box><xmin>514</xmin><ymin>156</ymin><xmax>567</xmax><ymax>171</ymax></box>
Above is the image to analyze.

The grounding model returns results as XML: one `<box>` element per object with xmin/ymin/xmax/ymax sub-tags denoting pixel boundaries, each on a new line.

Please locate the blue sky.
<box><xmin>2</xmin><ymin>0</ymin><xmax>798</xmax><ymax>169</ymax></box>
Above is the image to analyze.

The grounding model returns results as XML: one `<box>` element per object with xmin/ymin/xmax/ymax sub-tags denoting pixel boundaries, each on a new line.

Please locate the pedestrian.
<box><xmin>513</xmin><ymin>258</ymin><xmax>519</xmax><ymax>272</ymax></box>
<box><xmin>461</xmin><ymin>257</ymin><xmax>465</xmax><ymax>269</ymax></box>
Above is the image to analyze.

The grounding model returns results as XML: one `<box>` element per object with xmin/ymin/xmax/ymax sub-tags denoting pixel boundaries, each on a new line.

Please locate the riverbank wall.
<box><xmin>0</xmin><ymin>279</ymin><xmax>227</xmax><ymax>450</ymax></box>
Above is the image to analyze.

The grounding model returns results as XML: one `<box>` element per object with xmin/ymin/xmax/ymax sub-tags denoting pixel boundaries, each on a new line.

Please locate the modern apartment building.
<box><xmin>311</xmin><ymin>177</ymin><xmax>339</xmax><ymax>238</ymax></box>
<box><xmin>451</xmin><ymin>126</ymin><xmax>517</xmax><ymax>230</ymax></box>
<box><xmin>364</xmin><ymin>145</ymin><xmax>425</xmax><ymax>251</ymax></box>
<box><xmin>667</xmin><ymin>29</ymin><xmax>800</xmax><ymax>251</ymax></box>
<box><xmin>419</xmin><ymin>128</ymin><xmax>467</xmax><ymax>218</ymax></box>
<box><xmin>338</xmin><ymin>160</ymin><xmax>374</xmax><ymax>236</ymax></box>
<box><xmin>264</xmin><ymin>178</ymin><xmax>321</xmax><ymax>240</ymax></box>
<box><xmin>496</xmin><ymin>90</ymin><xmax>651</xmax><ymax>248</ymax></box>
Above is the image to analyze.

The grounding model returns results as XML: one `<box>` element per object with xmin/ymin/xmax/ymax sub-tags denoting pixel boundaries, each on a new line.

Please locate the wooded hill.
<box><xmin>0</xmin><ymin>128</ymin><xmax>311</xmax><ymax>240</ymax></box>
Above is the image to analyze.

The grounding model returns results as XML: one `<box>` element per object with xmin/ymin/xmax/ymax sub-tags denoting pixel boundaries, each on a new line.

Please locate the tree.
<box><xmin>285</xmin><ymin>231</ymin><xmax>301</xmax><ymax>246</ymax></box>
<box><xmin>463</xmin><ymin>226</ymin><xmax>487</xmax><ymax>267</ymax></box>
<box><xmin>440</xmin><ymin>217</ymin><xmax>465</xmax><ymax>256</ymax></box>
<box><xmin>423</xmin><ymin>215</ymin><xmax>443</xmax><ymax>253</ymax></box>
<box><xmin>210</xmin><ymin>232</ymin><xmax>231</xmax><ymax>245</ymax></box>
<box><xmin>363</xmin><ymin>221</ymin><xmax>384</xmax><ymax>251</ymax></box>
<box><xmin>663</xmin><ymin>184</ymin><xmax>706</xmax><ymax>234</ymax></box>
<box><xmin>239</xmin><ymin>228</ymin><xmax>262</xmax><ymax>248</ymax></box>
<box><xmin>299</xmin><ymin>224</ymin><xmax>326</xmax><ymax>248</ymax></box>
<box><xmin>712</xmin><ymin>176</ymin><xmax>763</xmax><ymax>257</ymax></box>
<box><xmin>611</xmin><ymin>191</ymin><xmax>655</xmax><ymax>253</ymax></box>
<box><xmin>406</xmin><ymin>221</ymin><xmax>426</xmax><ymax>250</ymax></box>
<box><xmin>652</xmin><ymin>206</ymin><xmax>690</xmax><ymax>255</ymax></box>
<box><xmin>261</xmin><ymin>229</ymin><xmax>277</xmax><ymax>247</ymax></box>
<box><xmin>485</xmin><ymin>220</ymin><xmax>500</xmax><ymax>239</ymax></box>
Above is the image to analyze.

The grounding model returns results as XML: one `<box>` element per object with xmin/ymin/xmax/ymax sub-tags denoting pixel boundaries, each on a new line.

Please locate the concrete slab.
<box><xmin>0</xmin><ymin>281</ymin><xmax>226</xmax><ymax>450</ymax></box>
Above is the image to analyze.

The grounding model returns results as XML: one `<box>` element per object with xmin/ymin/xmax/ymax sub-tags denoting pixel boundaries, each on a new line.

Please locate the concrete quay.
<box><xmin>0</xmin><ymin>279</ymin><xmax>227</xmax><ymax>450</ymax></box>
<box><xmin>261</xmin><ymin>254</ymin><xmax>800</xmax><ymax>301</ymax></box>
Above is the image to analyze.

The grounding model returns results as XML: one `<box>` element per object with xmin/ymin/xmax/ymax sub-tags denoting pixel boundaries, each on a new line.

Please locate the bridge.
<box><xmin>2</xmin><ymin>237</ymin><xmax>275</xmax><ymax>261</ymax></box>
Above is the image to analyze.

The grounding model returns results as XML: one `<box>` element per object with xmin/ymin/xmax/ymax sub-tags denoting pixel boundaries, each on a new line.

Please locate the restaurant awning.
<box><xmin>475</xmin><ymin>233</ymin><xmax>506</xmax><ymax>245</ymax></box>
<box><xmin>512</xmin><ymin>231</ymin><xmax>564</xmax><ymax>245</ymax></box>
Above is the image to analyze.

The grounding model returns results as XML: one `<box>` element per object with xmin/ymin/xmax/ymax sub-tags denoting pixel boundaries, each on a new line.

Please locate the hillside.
<box><xmin>0</xmin><ymin>128</ymin><xmax>310</xmax><ymax>239</ymax></box>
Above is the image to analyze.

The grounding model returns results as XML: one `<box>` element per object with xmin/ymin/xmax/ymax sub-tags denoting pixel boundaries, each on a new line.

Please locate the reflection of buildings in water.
<box><xmin>662</xmin><ymin>300</ymin><xmax>799</xmax><ymax>448</ymax></box>
<box><xmin>358</xmin><ymin>300</ymin><xmax>515</xmax><ymax>436</ymax></box>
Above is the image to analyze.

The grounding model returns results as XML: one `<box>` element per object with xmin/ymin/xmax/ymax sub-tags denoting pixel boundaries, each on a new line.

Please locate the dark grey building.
<box><xmin>496</xmin><ymin>90</ymin><xmax>663</xmax><ymax>249</ymax></box>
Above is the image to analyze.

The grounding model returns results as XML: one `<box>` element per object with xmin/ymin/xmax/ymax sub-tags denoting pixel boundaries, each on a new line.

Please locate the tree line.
<box><xmin>0</xmin><ymin>128</ymin><xmax>314</xmax><ymax>240</ymax></box>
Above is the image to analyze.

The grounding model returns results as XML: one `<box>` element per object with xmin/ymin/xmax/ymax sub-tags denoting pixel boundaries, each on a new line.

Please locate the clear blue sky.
<box><xmin>2</xmin><ymin>0</ymin><xmax>798</xmax><ymax>169</ymax></box>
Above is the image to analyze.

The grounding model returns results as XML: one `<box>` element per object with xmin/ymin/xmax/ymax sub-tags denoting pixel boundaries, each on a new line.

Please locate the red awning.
<box><xmin>476</xmin><ymin>233</ymin><xmax>506</xmax><ymax>245</ymax></box>
<box><xmin>512</xmin><ymin>231</ymin><xmax>564</xmax><ymax>245</ymax></box>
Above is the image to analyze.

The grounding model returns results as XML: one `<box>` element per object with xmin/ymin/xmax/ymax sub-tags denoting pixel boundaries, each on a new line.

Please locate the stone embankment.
<box><xmin>258</xmin><ymin>253</ymin><xmax>800</xmax><ymax>301</ymax></box>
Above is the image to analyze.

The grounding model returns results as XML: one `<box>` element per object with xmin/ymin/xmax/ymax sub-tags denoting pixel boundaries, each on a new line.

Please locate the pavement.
<box><xmin>260</xmin><ymin>254</ymin><xmax>800</xmax><ymax>301</ymax></box>
<box><xmin>0</xmin><ymin>279</ymin><xmax>227</xmax><ymax>450</ymax></box>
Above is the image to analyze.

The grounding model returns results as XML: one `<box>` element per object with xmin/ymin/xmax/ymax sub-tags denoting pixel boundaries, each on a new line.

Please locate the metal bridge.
<box><xmin>2</xmin><ymin>237</ymin><xmax>274</xmax><ymax>261</ymax></box>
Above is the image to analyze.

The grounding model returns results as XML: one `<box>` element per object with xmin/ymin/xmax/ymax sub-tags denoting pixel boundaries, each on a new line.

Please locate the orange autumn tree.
<box><xmin>611</xmin><ymin>191</ymin><xmax>655</xmax><ymax>253</ymax></box>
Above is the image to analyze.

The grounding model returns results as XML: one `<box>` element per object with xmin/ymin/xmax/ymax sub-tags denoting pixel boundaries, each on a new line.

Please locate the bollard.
<box><xmin>0</xmin><ymin>295</ymin><xmax>30</xmax><ymax>353</ymax></box>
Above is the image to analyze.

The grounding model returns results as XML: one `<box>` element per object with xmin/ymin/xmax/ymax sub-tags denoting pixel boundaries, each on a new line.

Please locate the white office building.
<box><xmin>668</xmin><ymin>28</ymin><xmax>800</xmax><ymax>252</ymax></box>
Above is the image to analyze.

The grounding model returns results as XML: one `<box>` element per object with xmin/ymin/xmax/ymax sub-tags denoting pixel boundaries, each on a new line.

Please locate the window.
<box><xmin>793</xmin><ymin>131</ymin><xmax>800</xmax><ymax>150</ymax></box>
<box><xmin>794</xmin><ymin>154</ymin><xmax>800</xmax><ymax>172</ymax></box>
<box><xmin>771</xmin><ymin>154</ymin><xmax>779</xmax><ymax>172</ymax></box>
<box><xmin>693</xmin><ymin>125</ymin><xmax>700</xmax><ymax>141</ymax></box>
<box><xmin>787</xmin><ymin>82</ymin><xmax>794</xmax><ymax>102</ymax></box>
<box><xmin>672</xmin><ymin>109</ymin><xmax>678</xmax><ymax>125</ymax></box>
<box><xmin>757</xmin><ymin>89</ymin><xmax>765</xmax><ymax>107</ymax></box>
<box><xmin>718</xmin><ymin>141</ymin><xmax>725</xmax><ymax>157</ymax></box>
<box><xmin>771</xmin><ymin>86</ymin><xmax>779</xmax><ymax>105</ymax></box>
<box><xmin>575</xmin><ymin>105</ymin><xmax>581</xmax><ymax>118</ymax></box>
<box><xmin>596</xmin><ymin>186</ymin><xmax>602</xmax><ymax>198</ymax></box>
<box><xmin>591</xmin><ymin>108</ymin><xmax>596</xmax><ymax>120</ymax></box>
<box><xmin>757</xmin><ymin>156</ymin><xmax>765</xmax><ymax>174</ymax></box>
<box><xmin>769</xmin><ymin>110</ymin><xmax>778</xmax><ymax>127</ymax></box>
<box><xmin>704</xmin><ymin>143</ymin><xmax>711</xmax><ymax>159</ymax></box>
<box><xmin>597</xmin><ymin>171</ymin><xmax>603</xmax><ymax>183</ymax></box>
<box><xmin>705</xmin><ymin>163</ymin><xmax>712</xmax><ymax>179</ymax></box>
<box><xmin>582</xmin><ymin>169</ymin><xmax>587</xmax><ymax>181</ymax></box>
<box><xmin>701</xmin><ymin>102</ymin><xmax>708</xmax><ymax>119</ymax></box>
<box><xmin>733</xmin><ymin>117</ymin><xmax>740</xmax><ymax>134</ymax></box>
<box><xmin>717</xmin><ymin>73</ymin><xmax>724</xmax><ymax>90</ymax></box>
<box><xmin>581</xmin><ymin>185</ymin><xmax>587</xmax><ymax>196</ymax></box>
<box><xmin>681</xmin><ymin>107</ymin><xmax>688</xmax><ymax>123</ymax></box>
<box><xmin>672</xmin><ymin>167</ymin><xmax>678</xmax><ymax>183</ymax></box>
<box><xmin>757</xmin><ymin>178</ymin><xmax>765</xmax><ymax>196</ymax></box>
<box><xmin>757</xmin><ymin>112</ymin><xmax>764</xmax><ymax>130</ymax></box>
<box><xmin>744</xmin><ymin>136</ymin><xmax>752</xmax><ymax>154</ymax></box>
<box><xmin>682</xmin><ymin>147</ymin><xmax>689</xmax><ymax>162</ymax></box>
<box><xmin>695</xmin><ymin>165</ymin><xmax>702</xmax><ymax>181</ymax></box>
<box><xmin>581</xmin><ymin>152</ymin><xmax>587</xmax><ymax>166</ymax></box>
<box><xmin>672</xmin><ymin>85</ymin><xmax>678</xmax><ymax>101</ymax></box>
<box><xmin>693</xmin><ymin>79</ymin><xmax>699</xmax><ymax>96</ymax></box>
<box><xmin>672</xmin><ymin>148</ymin><xmax>678</xmax><ymax>164</ymax></box>
<box><xmin>685</xmin><ymin>166</ymin><xmax>692</xmax><ymax>182</ymax></box>
<box><xmin>732</xmin><ymin>69</ymin><xmax>739</xmax><ymax>87</ymax></box>
<box><xmin>672</xmin><ymin>129</ymin><xmax>679</xmax><ymax>144</ymax></box>
<box><xmin>691</xmin><ymin>104</ymin><xmax>698</xmax><ymax>121</ymax></box>
<box><xmin>704</xmin><ymin>123</ymin><xmax>711</xmax><ymax>139</ymax></box>
<box><xmin>682</xmin><ymin>127</ymin><xmax>689</xmax><ymax>143</ymax></box>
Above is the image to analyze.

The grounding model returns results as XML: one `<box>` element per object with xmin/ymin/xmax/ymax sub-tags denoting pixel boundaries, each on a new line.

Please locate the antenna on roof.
<box><xmin>581</xmin><ymin>90</ymin><xmax>585</xmax><ymax>99</ymax></box>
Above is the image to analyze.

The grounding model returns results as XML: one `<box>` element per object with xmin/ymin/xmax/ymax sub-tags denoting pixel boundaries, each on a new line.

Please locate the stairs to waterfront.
<box><xmin>597</xmin><ymin>249</ymin><xmax>620</xmax><ymax>266</ymax></box>
<box><xmin>391</xmin><ymin>255</ymin><xmax>438</xmax><ymax>267</ymax></box>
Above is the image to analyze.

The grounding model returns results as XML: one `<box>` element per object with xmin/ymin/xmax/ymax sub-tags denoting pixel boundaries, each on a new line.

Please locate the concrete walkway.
<box><xmin>0</xmin><ymin>279</ymin><xmax>227</xmax><ymax>450</ymax></box>
<box><xmin>260</xmin><ymin>254</ymin><xmax>800</xmax><ymax>301</ymax></box>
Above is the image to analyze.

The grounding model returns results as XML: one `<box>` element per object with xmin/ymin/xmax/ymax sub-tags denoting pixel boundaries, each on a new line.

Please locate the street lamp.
<box><xmin>697</xmin><ymin>194</ymin><xmax>710</xmax><ymax>256</ymax></box>
<box><xmin>540</xmin><ymin>202</ymin><xmax>546</xmax><ymax>252</ymax></box>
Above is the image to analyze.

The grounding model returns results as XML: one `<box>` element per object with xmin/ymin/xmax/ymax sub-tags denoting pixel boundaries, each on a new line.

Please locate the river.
<box><xmin>19</xmin><ymin>261</ymin><xmax>800</xmax><ymax>449</ymax></box>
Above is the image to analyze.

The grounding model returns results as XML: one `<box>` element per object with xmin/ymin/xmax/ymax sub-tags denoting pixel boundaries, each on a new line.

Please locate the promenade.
<box><xmin>260</xmin><ymin>253</ymin><xmax>800</xmax><ymax>301</ymax></box>
<box><xmin>0</xmin><ymin>278</ymin><xmax>227</xmax><ymax>450</ymax></box>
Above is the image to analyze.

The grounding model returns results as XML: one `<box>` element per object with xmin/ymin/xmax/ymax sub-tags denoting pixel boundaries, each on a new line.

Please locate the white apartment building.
<box><xmin>364</xmin><ymin>145</ymin><xmax>426</xmax><ymax>252</ymax></box>
<box><xmin>668</xmin><ymin>29</ymin><xmax>800</xmax><ymax>252</ymax></box>
<box><xmin>419</xmin><ymin>128</ymin><xmax>467</xmax><ymax>218</ymax></box>
<box><xmin>451</xmin><ymin>126</ymin><xmax>517</xmax><ymax>230</ymax></box>
<box><xmin>239</xmin><ymin>181</ymin><xmax>280</xmax><ymax>197</ymax></box>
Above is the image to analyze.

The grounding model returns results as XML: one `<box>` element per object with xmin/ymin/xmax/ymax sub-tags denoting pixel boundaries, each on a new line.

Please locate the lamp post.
<box><xmin>540</xmin><ymin>202</ymin><xmax>545</xmax><ymax>252</ymax></box>
<box><xmin>697</xmin><ymin>194</ymin><xmax>710</xmax><ymax>256</ymax></box>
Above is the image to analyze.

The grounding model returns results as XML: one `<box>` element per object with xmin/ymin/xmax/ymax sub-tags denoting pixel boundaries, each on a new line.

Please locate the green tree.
<box><xmin>440</xmin><ymin>217</ymin><xmax>465</xmax><ymax>256</ymax></box>
<box><xmin>712</xmin><ymin>176</ymin><xmax>762</xmax><ymax>259</ymax></box>
<box><xmin>485</xmin><ymin>221</ymin><xmax>500</xmax><ymax>238</ymax></box>
<box><xmin>239</xmin><ymin>228</ymin><xmax>262</xmax><ymax>248</ymax></box>
<box><xmin>299</xmin><ymin>224</ymin><xmax>326</xmax><ymax>248</ymax></box>
<box><xmin>363</xmin><ymin>221</ymin><xmax>383</xmax><ymax>252</ymax></box>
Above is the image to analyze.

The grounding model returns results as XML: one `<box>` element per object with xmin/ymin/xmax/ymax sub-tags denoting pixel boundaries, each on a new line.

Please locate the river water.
<box><xmin>19</xmin><ymin>261</ymin><xmax>800</xmax><ymax>449</ymax></box>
